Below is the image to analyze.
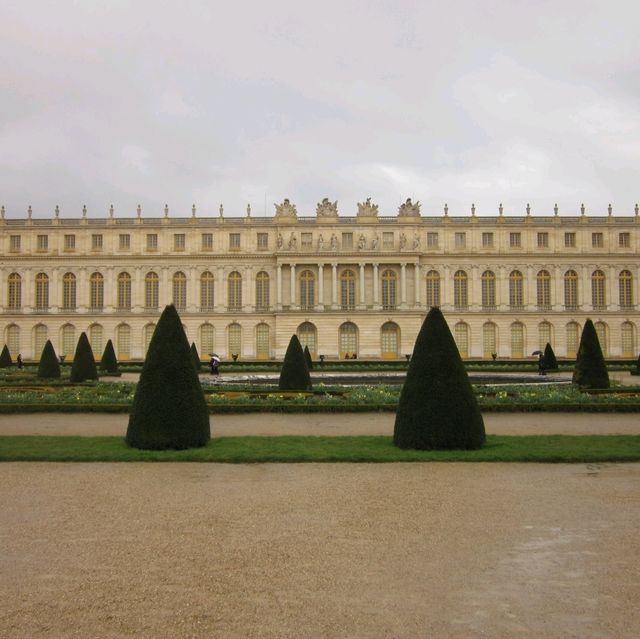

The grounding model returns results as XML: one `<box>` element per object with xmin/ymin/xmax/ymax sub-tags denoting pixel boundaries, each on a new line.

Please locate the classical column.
<box><xmin>498</xmin><ymin>266</ymin><xmax>508</xmax><ymax>311</ymax></box>
<box><xmin>442</xmin><ymin>265</ymin><xmax>450</xmax><ymax>310</ymax></box>
<box><xmin>415</xmin><ymin>263</ymin><xmax>421</xmax><ymax>306</ymax></box>
<box><xmin>105</xmin><ymin>267</ymin><xmax>114</xmax><ymax>311</ymax></box>
<box><xmin>373</xmin><ymin>263</ymin><xmax>379</xmax><ymax>307</ymax></box>
<box><xmin>0</xmin><ymin>267</ymin><xmax>5</xmax><ymax>313</ymax></box>
<box><xmin>554</xmin><ymin>265</ymin><xmax>562</xmax><ymax>311</ymax></box>
<box><xmin>609</xmin><ymin>265</ymin><xmax>618</xmax><ymax>310</ymax></box>
<box><xmin>526</xmin><ymin>265</ymin><xmax>534</xmax><ymax>310</ymax></box>
<box><xmin>133</xmin><ymin>266</ymin><xmax>142</xmax><ymax>311</ymax></box>
<box><xmin>581</xmin><ymin>265</ymin><xmax>590</xmax><ymax>310</ymax></box>
<box><xmin>216</xmin><ymin>266</ymin><xmax>224</xmax><ymax>312</ymax></box>
<box><xmin>51</xmin><ymin>267</ymin><xmax>60</xmax><ymax>312</ymax></box>
<box><xmin>161</xmin><ymin>267</ymin><xmax>170</xmax><ymax>307</ymax></box>
<box><xmin>400</xmin><ymin>263</ymin><xmax>407</xmax><ymax>307</ymax></box>
<box><xmin>276</xmin><ymin>264</ymin><xmax>283</xmax><ymax>309</ymax></box>
<box><xmin>78</xmin><ymin>267</ymin><xmax>87</xmax><ymax>311</ymax></box>
<box><xmin>290</xmin><ymin>263</ymin><xmax>296</xmax><ymax>308</ymax></box>
<box><xmin>471</xmin><ymin>265</ymin><xmax>479</xmax><ymax>310</ymax></box>
<box><xmin>331</xmin><ymin>263</ymin><xmax>338</xmax><ymax>308</ymax></box>
<box><xmin>187</xmin><ymin>266</ymin><xmax>197</xmax><ymax>312</ymax></box>
<box><xmin>317</xmin><ymin>264</ymin><xmax>324</xmax><ymax>310</ymax></box>
<box><xmin>359</xmin><ymin>263</ymin><xmax>365</xmax><ymax>307</ymax></box>
<box><xmin>244</xmin><ymin>265</ymin><xmax>253</xmax><ymax>312</ymax></box>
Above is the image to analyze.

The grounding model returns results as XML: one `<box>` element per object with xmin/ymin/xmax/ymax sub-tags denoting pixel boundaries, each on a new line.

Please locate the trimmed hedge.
<box><xmin>100</xmin><ymin>339</ymin><xmax>119</xmax><ymax>374</ymax></box>
<box><xmin>573</xmin><ymin>319</ymin><xmax>610</xmax><ymax>389</ymax></box>
<box><xmin>190</xmin><ymin>342</ymin><xmax>201</xmax><ymax>372</ymax></box>
<box><xmin>544</xmin><ymin>343</ymin><xmax>558</xmax><ymax>370</ymax></box>
<box><xmin>37</xmin><ymin>340</ymin><xmax>61</xmax><ymax>379</ymax></box>
<box><xmin>304</xmin><ymin>345</ymin><xmax>313</xmax><ymax>370</ymax></box>
<box><xmin>279</xmin><ymin>334</ymin><xmax>312</xmax><ymax>391</ymax></box>
<box><xmin>0</xmin><ymin>345</ymin><xmax>12</xmax><ymax>368</ymax></box>
<box><xmin>70</xmin><ymin>332</ymin><xmax>98</xmax><ymax>383</ymax></box>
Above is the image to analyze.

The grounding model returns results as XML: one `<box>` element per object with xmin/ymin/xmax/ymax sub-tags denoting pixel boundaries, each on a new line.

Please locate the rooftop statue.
<box><xmin>357</xmin><ymin>197</ymin><xmax>379</xmax><ymax>217</ymax></box>
<box><xmin>398</xmin><ymin>197</ymin><xmax>421</xmax><ymax>217</ymax></box>
<box><xmin>316</xmin><ymin>197</ymin><xmax>338</xmax><ymax>217</ymax></box>
<box><xmin>274</xmin><ymin>198</ymin><xmax>298</xmax><ymax>218</ymax></box>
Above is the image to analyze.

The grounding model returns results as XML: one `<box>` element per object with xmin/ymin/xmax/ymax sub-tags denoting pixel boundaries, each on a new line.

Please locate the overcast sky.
<box><xmin>1</xmin><ymin>1</ymin><xmax>639</xmax><ymax>218</ymax></box>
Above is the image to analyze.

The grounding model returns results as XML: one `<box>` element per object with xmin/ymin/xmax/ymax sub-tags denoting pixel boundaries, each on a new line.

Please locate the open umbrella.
<box><xmin>531</xmin><ymin>350</ymin><xmax>543</xmax><ymax>356</ymax></box>
<box><xmin>211</xmin><ymin>354</ymin><xmax>221</xmax><ymax>363</ymax></box>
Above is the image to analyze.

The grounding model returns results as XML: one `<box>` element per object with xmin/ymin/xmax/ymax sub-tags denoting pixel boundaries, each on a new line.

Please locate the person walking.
<box><xmin>16</xmin><ymin>353</ymin><xmax>23</xmax><ymax>369</ymax></box>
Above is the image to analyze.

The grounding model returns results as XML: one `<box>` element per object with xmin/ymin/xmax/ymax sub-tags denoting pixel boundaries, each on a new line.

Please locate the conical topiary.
<box><xmin>572</xmin><ymin>319</ymin><xmax>609</xmax><ymax>389</ymax></box>
<box><xmin>70</xmin><ymin>332</ymin><xmax>98</xmax><ymax>382</ymax></box>
<box><xmin>0</xmin><ymin>345</ymin><xmax>12</xmax><ymax>368</ymax></box>
<box><xmin>543</xmin><ymin>342</ymin><xmax>558</xmax><ymax>371</ymax></box>
<box><xmin>38</xmin><ymin>340</ymin><xmax>61</xmax><ymax>378</ymax></box>
<box><xmin>190</xmin><ymin>342</ymin><xmax>201</xmax><ymax>373</ymax></box>
<box><xmin>279</xmin><ymin>334</ymin><xmax>312</xmax><ymax>391</ymax></box>
<box><xmin>394</xmin><ymin>307</ymin><xmax>485</xmax><ymax>450</ymax></box>
<box><xmin>100</xmin><ymin>339</ymin><xmax>119</xmax><ymax>374</ymax></box>
<box><xmin>126</xmin><ymin>305</ymin><xmax>210</xmax><ymax>450</ymax></box>
<box><xmin>303</xmin><ymin>344</ymin><xmax>313</xmax><ymax>370</ymax></box>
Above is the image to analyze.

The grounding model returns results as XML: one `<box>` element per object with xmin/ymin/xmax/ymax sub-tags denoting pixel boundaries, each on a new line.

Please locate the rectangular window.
<box><xmin>64</xmin><ymin>234</ymin><xmax>75</xmax><ymax>250</ymax></box>
<box><xmin>341</xmin><ymin>232</ymin><xmax>353</xmax><ymax>249</ymax></box>
<box><xmin>301</xmin><ymin>232</ymin><xmax>313</xmax><ymax>249</ymax></box>
<box><xmin>229</xmin><ymin>233</ymin><xmax>240</xmax><ymax>249</ymax></box>
<box><xmin>481</xmin><ymin>232</ymin><xmax>494</xmax><ymax>248</ymax></box>
<box><xmin>537</xmin><ymin>232</ymin><xmax>549</xmax><ymax>248</ymax></box>
<box><xmin>119</xmin><ymin>234</ymin><xmax>130</xmax><ymax>250</ymax></box>
<box><xmin>509</xmin><ymin>232</ymin><xmax>521</xmax><ymax>248</ymax></box>
<box><xmin>91</xmin><ymin>234</ymin><xmax>103</xmax><ymax>250</ymax></box>
<box><xmin>382</xmin><ymin>232</ymin><xmax>394</xmax><ymax>249</ymax></box>
<box><xmin>37</xmin><ymin>234</ymin><xmax>48</xmax><ymax>251</ymax></box>
<box><xmin>9</xmin><ymin>235</ymin><xmax>21</xmax><ymax>252</ymax></box>
<box><xmin>426</xmin><ymin>232</ymin><xmax>438</xmax><ymax>248</ymax></box>
<box><xmin>619</xmin><ymin>232</ymin><xmax>631</xmax><ymax>248</ymax></box>
<box><xmin>201</xmin><ymin>233</ymin><xmax>213</xmax><ymax>250</ymax></box>
<box><xmin>454</xmin><ymin>232</ymin><xmax>466</xmax><ymax>249</ymax></box>
<box><xmin>146</xmin><ymin>234</ymin><xmax>158</xmax><ymax>250</ymax></box>
<box><xmin>174</xmin><ymin>233</ymin><xmax>185</xmax><ymax>250</ymax></box>
<box><xmin>564</xmin><ymin>232</ymin><xmax>576</xmax><ymax>248</ymax></box>
<box><xmin>257</xmin><ymin>232</ymin><xmax>268</xmax><ymax>250</ymax></box>
<box><xmin>592</xmin><ymin>232</ymin><xmax>604</xmax><ymax>248</ymax></box>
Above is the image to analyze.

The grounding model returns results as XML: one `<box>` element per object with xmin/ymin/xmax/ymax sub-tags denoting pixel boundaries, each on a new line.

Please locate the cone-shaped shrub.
<box><xmin>279</xmin><ymin>334</ymin><xmax>312</xmax><ymax>391</ymax></box>
<box><xmin>126</xmin><ymin>305</ymin><xmax>210</xmax><ymax>450</ymax></box>
<box><xmin>100</xmin><ymin>339</ymin><xmax>119</xmax><ymax>374</ymax></box>
<box><xmin>303</xmin><ymin>344</ymin><xmax>313</xmax><ymax>370</ymax></box>
<box><xmin>38</xmin><ymin>340</ymin><xmax>61</xmax><ymax>378</ymax></box>
<box><xmin>190</xmin><ymin>342</ymin><xmax>201</xmax><ymax>372</ymax></box>
<box><xmin>572</xmin><ymin>319</ymin><xmax>610</xmax><ymax>389</ymax></box>
<box><xmin>70</xmin><ymin>332</ymin><xmax>98</xmax><ymax>382</ymax></box>
<box><xmin>543</xmin><ymin>342</ymin><xmax>558</xmax><ymax>371</ymax></box>
<box><xmin>0</xmin><ymin>345</ymin><xmax>12</xmax><ymax>367</ymax></box>
<box><xmin>394</xmin><ymin>307</ymin><xmax>485</xmax><ymax>450</ymax></box>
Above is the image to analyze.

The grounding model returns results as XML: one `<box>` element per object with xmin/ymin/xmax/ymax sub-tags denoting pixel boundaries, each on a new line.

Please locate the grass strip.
<box><xmin>1</xmin><ymin>434</ymin><xmax>639</xmax><ymax>463</ymax></box>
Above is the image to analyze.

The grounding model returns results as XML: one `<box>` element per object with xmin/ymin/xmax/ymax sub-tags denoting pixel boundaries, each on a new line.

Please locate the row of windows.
<box><xmin>4</xmin><ymin>268</ymin><xmax>636</xmax><ymax>312</ymax></box>
<box><xmin>7</xmin><ymin>230</ymin><xmax>635</xmax><ymax>253</ymax></box>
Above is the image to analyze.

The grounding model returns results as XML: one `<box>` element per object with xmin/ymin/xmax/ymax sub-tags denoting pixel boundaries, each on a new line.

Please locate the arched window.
<box><xmin>297</xmin><ymin>322</ymin><xmax>317</xmax><ymax>356</ymax></box>
<box><xmin>172</xmin><ymin>271</ymin><xmax>187</xmax><ymax>311</ymax></box>
<box><xmin>228</xmin><ymin>323</ymin><xmax>242</xmax><ymax>357</ymax></box>
<box><xmin>340</xmin><ymin>269</ymin><xmax>356</xmax><ymax>311</ymax></box>
<box><xmin>117</xmin><ymin>272</ymin><xmax>131</xmax><ymax>310</ymax></box>
<box><xmin>143</xmin><ymin>323</ymin><xmax>155</xmax><ymax>355</ymax></box>
<box><xmin>381</xmin><ymin>269</ymin><xmax>397</xmax><ymax>310</ymax></box>
<box><xmin>425</xmin><ymin>270</ymin><xmax>440</xmax><ymax>307</ymax></box>
<box><xmin>381</xmin><ymin>321</ymin><xmax>400</xmax><ymax>359</ymax></box>
<box><xmin>454</xmin><ymin>322</ymin><xmax>469</xmax><ymax>358</ymax></box>
<box><xmin>145</xmin><ymin>272</ymin><xmax>159</xmax><ymax>310</ymax></box>
<box><xmin>453</xmin><ymin>270</ymin><xmax>468</xmax><ymax>310</ymax></box>
<box><xmin>566</xmin><ymin>322</ymin><xmax>580</xmax><ymax>358</ymax></box>
<box><xmin>564</xmin><ymin>270</ymin><xmax>579</xmax><ymax>310</ymax></box>
<box><xmin>7</xmin><ymin>273</ymin><xmax>21</xmax><ymax>310</ymax></box>
<box><xmin>509</xmin><ymin>270</ymin><xmax>523</xmax><ymax>310</ymax></box>
<box><xmin>200</xmin><ymin>271</ymin><xmax>215</xmax><ymax>312</ymax></box>
<box><xmin>621</xmin><ymin>321</ymin><xmax>635</xmax><ymax>357</ymax></box>
<box><xmin>538</xmin><ymin>321</ymin><xmax>552</xmax><ymax>351</ymax></box>
<box><xmin>6</xmin><ymin>324</ymin><xmax>20</xmax><ymax>357</ymax></box>
<box><xmin>116</xmin><ymin>323</ymin><xmax>131</xmax><ymax>359</ymax></box>
<box><xmin>595</xmin><ymin>321</ymin><xmax>608</xmax><ymax>356</ymax></box>
<box><xmin>88</xmin><ymin>324</ymin><xmax>103</xmax><ymax>357</ymax></box>
<box><xmin>256</xmin><ymin>271</ymin><xmax>270</xmax><ymax>311</ymax></box>
<box><xmin>510</xmin><ymin>322</ymin><xmax>524</xmax><ymax>358</ymax></box>
<box><xmin>89</xmin><ymin>272</ymin><xmax>104</xmax><ymax>310</ymax></box>
<box><xmin>483</xmin><ymin>322</ymin><xmax>497</xmax><ymax>358</ymax></box>
<box><xmin>619</xmin><ymin>270</ymin><xmax>633</xmax><ymax>309</ymax></box>
<box><xmin>339</xmin><ymin>322</ymin><xmax>358</xmax><ymax>358</ymax></box>
<box><xmin>35</xmin><ymin>272</ymin><xmax>49</xmax><ymax>311</ymax></box>
<box><xmin>481</xmin><ymin>270</ymin><xmax>496</xmax><ymax>310</ymax></box>
<box><xmin>228</xmin><ymin>272</ymin><xmax>242</xmax><ymax>311</ymax></box>
<box><xmin>256</xmin><ymin>323</ymin><xmax>270</xmax><ymax>359</ymax></box>
<box><xmin>591</xmin><ymin>270</ymin><xmax>606</xmax><ymax>310</ymax></box>
<box><xmin>61</xmin><ymin>324</ymin><xmax>76</xmax><ymax>358</ymax></box>
<box><xmin>299</xmin><ymin>270</ymin><xmax>315</xmax><ymax>311</ymax></box>
<box><xmin>536</xmin><ymin>270</ymin><xmax>551</xmax><ymax>310</ymax></box>
<box><xmin>62</xmin><ymin>273</ymin><xmax>76</xmax><ymax>310</ymax></box>
<box><xmin>199</xmin><ymin>323</ymin><xmax>214</xmax><ymax>356</ymax></box>
<box><xmin>33</xmin><ymin>324</ymin><xmax>48</xmax><ymax>357</ymax></box>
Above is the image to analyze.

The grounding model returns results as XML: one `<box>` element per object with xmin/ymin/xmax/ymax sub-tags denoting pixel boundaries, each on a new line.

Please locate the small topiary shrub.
<box><xmin>126</xmin><ymin>305</ymin><xmax>210</xmax><ymax>450</ymax></box>
<box><xmin>279</xmin><ymin>334</ymin><xmax>312</xmax><ymax>391</ymax></box>
<box><xmin>70</xmin><ymin>332</ymin><xmax>98</xmax><ymax>382</ymax></box>
<box><xmin>394</xmin><ymin>307</ymin><xmax>485</xmax><ymax>450</ymax></box>
<box><xmin>543</xmin><ymin>343</ymin><xmax>558</xmax><ymax>371</ymax></box>
<box><xmin>190</xmin><ymin>342</ymin><xmax>201</xmax><ymax>372</ymax></box>
<box><xmin>0</xmin><ymin>345</ymin><xmax>12</xmax><ymax>368</ymax></box>
<box><xmin>38</xmin><ymin>340</ymin><xmax>61</xmax><ymax>379</ymax></box>
<box><xmin>100</xmin><ymin>339</ymin><xmax>119</xmax><ymax>374</ymax></box>
<box><xmin>572</xmin><ymin>319</ymin><xmax>610</xmax><ymax>389</ymax></box>
<box><xmin>303</xmin><ymin>344</ymin><xmax>313</xmax><ymax>370</ymax></box>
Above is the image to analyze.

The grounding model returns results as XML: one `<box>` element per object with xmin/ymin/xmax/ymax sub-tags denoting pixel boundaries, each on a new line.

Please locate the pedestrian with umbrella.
<box><xmin>532</xmin><ymin>350</ymin><xmax>546</xmax><ymax>376</ymax></box>
<box><xmin>209</xmin><ymin>353</ymin><xmax>221</xmax><ymax>376</ymax></box>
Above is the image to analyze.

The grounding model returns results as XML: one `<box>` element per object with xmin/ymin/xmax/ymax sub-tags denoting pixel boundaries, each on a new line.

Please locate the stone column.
<box><xmin>471</xmin><ymin>265</ymin><xmax>479</xmax><ymax>310</ymax></box>
<box><xmin>442</xmin><ymin>265</ymin><xmax>450</xmax><ymax>310</ymax></box>
<box><xmin>50</xmin><ymin>267</ymin><xmax>60</xmax><ymax>312</ymax></box>
<box><xmin>161</xmin><ymin>267</ymin><xmax>170</xmax><ymax>307</ymax></box>
<box><xmin>290</xmin><ymin>263</ymin><xmax>296</xmax><ymax>308</ymax></box>
<box><xmin>216</xmin><ymin>266</ymin><xmax>224</xmax><ymax>312</ymax></box>
<box><xmin>78</xmin><ymin>267</ymin><xmax>87</xmax><ymax>311</ymax></box>
<box><xmin>244</xmin><ymin>266</ymin><xmax>252</xmax><ymax>312</ymax></box>
<box><xmin>133</xmin><ymin>266</ymin><xmax>142</xmax><ymax>311</ymax></box>
<box><xmin>359</xmin><ymin>263</ymin><xmax>365</xmax><ymax>307</ymax></box>
<box><xmin>581</xmin><ymin>265</ymin><xmax>590</xmax><ymax>310</ymax></box>
<box><xmin>526</xmin><ymin>265</ymin><xmax>534</xmax><ymax>310</ymax></box>
<box><xmin>0</xmin><ymin>267</ymin><xmax>5</xmax><ymax>313</ymax></box>
<box><xmin>317</xmin><ymin>264</ymin><xmax>324</xmax><ymax>310</ymax></box>
<box><xmin>554</xmin><ymin>265</ymin><xmax>562</xmax><ymax>311</ymax></box>
<box><xmin>187</xmin><ymin>267</ymin><xmax>197</xmax><ymax>312</ymax></box>
<box><xmin>498</xmin><ymin>266</ymin><xmax>508</xmax><ymax>311</ymax></box>
<box><xmin>276</xmin><ymin>264</ymin><xmax>282</xmax><ymax>309</ymax></box>
<box><xmin>105</xmin><ymin>267</ymin><xmax>114</xmax><ymax>311</ymax></box>
<box><xmin>331</xmin><ymin>263</ymin><xmax>338</xmax><ymax>308</ymax></box>
<box><xmin>373</xmin><ymin>263</ymin><xmax>379</xmax><ymax>307</ymax></box>
<box><xmin>400</xmin><ymin>263</ymin><xmax>407</xmax><ymax>307</ymax></box>
<box><xmin>609</xmin><ymin>265</ymin><xmax>618</xmax><ymax>310</ymax></box>
<box><xmin>415</xmin><ymin>263</ymin><xmax>421</xmax><ymax>306</ymax></box>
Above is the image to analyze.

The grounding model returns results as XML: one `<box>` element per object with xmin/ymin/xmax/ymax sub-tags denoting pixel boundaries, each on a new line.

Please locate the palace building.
<box><xmin>0</xmin><ymin>198</ymin><xmax>639</xmax><ymax>361</ymax></box>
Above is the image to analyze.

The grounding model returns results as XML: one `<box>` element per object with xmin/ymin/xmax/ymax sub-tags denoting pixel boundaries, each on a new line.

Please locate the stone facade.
<box><xmin>0</xmin><ymin>201</ymin><xmax>639</xmax><ymax>361</ymax></box>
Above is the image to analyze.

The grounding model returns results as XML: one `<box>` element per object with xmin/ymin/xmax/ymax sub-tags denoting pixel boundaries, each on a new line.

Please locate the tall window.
<box><xmin>62</xmin><ymin>324</ymin><xmax>75</xmax><ymax>357</ymax></box>
<box><xmin>257</xmin><ymin>233</ymin><xmax>268</xmax><ymax>250</ymax></box>
<box><xmin>116</xmin><ymin>324</ymin><xmax>131</xmax><ymax>359</ymax></box>
<box><xmin>454</xmin><ymin>232</ymin><xmax>466</xmax><ymax>249</ymax></box>
<box><xmin>145</xmin><ymin>272</ymin><xmax>159</xmax><ymax>310</ymax></box>
<box><xmin>453</xmin><ymin>270</ymin><xmax>468</xmax><ymax>309</ymax></box>
<box><xmin>143</xmin><ymin>324</ymin><xmax>155</xmax><ymax>355</ymax></box>
<box><xmin>35</xmin><ymin>272</ymin><xmax>49</xmax><ymax>311</ymax></box>
<box><xmin>256</xmin><ymin>323</ymin><xmax>270</xmax><ymax>359</ymax></box>
<box><xmin>117</xmin><ymin>272</ymin><xmax>131</xmax><ymax>310</ymax></box>
<box><xmin>9</xmin><ymin>235</ymin><xmax>21</xmax><ymax>252</ymax></box>
<box><xmin>509</xmin><ymin>232</ymin><xmax>521</xmax><ymax>248</ymax></box>
<box><xmin>509</xmin><ymin>270</ymin><xmax>524</xmax><ymax>310</ymax></box>
<box><xmin>454</xmin><ymin>322</ymin><xmax>469</xmax><ymax>358</ymax></box>
<box><xmin>297</xmin><ymin>322</ymin><xmax>317</xmax><ymax>356</ymax></box>
<box><xmin>426</xmin><ymin>232</ymin><xmax>438</xmax><ymax>248</ymax></box>
<box><xmin>341</xmin><ymin>233</ymin><xmax>353</xmax><ymax>249</ymax></box>
<box><xmin>199</xmin><ymin>324</ymin><xmax>214</xmax><ymax>356</ymax></box>
<box><xmin>62</xmin><ymin>273</ymin><xmax>76</xmax><ymax>310</ymax></box>
<box><xmin>6</xmin><ymin>324</ymin><xmax>20</xmax><ymax>357</ymax></box>
<box><xmin>7</xmin><ymin>273</ymin><xmax>21</xmax><ymax>309</ymax></box>
<box><xmin>146</xmin><ymin>234</ymin><xmax>158</xmax><ymax>251</ymax></box>
<box><xmin>481</xmin><ymin>270</ymin><xmax>496</xmax><ymax>310</ymax></box>
<box><xmin>381</xmin><ymin>322</ymin><xmax>400</xmax><ymax>358</ymax></box>
<box><xmin>536</xmin><ymin>270</ymin><xmax>551</xmax><ymax>310</ymax></box>
<box><xmin>64</xmin><ymin>234</ymin><xmax>75</xmax><ymax>251</ymax></box>
<box><xmin>483</xmin><ymin>322</ymin><xmax>497</xmax><ymax>358</ymax></box>
<box><xmin>119</xmin><ymin>234</ymin><xmax>130</xmax><ymax>250</ymax></box>
<box><xmin>537</xmin><ymin>232</ymin><xmax>549</xmax><ymax>248</ymax></box>
<box><xmin>595</xmin><ymin>321</ymin><xmax>608</xmax><ymax>356</ymax></box>
<box><xmin>381</xmin><ymin>269</ymin><xmax>397</xmax><ymax>310</ymax></box>
<box><xmin>481</xmin><ymin>232</ymin><xmax>494</xmax><ymax>248</ymax></box>
<box><xmin>564</xmin><ymin>270</ymin><xmax>579</xmax><ymax>310</ymax></box>
<box><xmin>172</xmin><ymin>271</ymin><xmax>187</xmax><ymax>311</ymax></box>
<box><xmin>256</xmin><ymin>271</ymin><xmax>270</xmax><ymax>311</ymax></box>
<box><xmin>91</xmin><ymin>234</ymin><xmax>103</xmax><ymax>250</ymax></box>
<box><xmin>37</xmin><ymin>235</ymin><xmax>48</xmax><ymax>251</ymax></box>
<box><xmin>34</xmin><ymin>324</ymin><xmax>48</xmax><ymax>356</ymax></box>
<box><xmin>340</xmin><ymin>269</ymin><xmax>356</xmax><ymax>311</ymax></box>
<box><xmin>228</xmin><ymin>323</ymin><xmax>241</xmax><ymax>357</ymax></box>
<box><xmin>621</xmin><ymin>322</ymin><xmax>635</xmax><ymax>357</ymax></box>
<box><xmin>564</xmin><ymin>232</ymin><xmax>576</xmax><ymax>248</ymax></box>
<box><xmin>299</xmin><ymin>270</ymin><xmax>314</xmax><ymax>311</ymax></box>
<box><xmin>173</xmin><ymin>234</ymin><xmax>185</xmax><ymax>250</ymax></box>
<box><xmin>619</xmin><ymin>270</ymin><xmax>633</xmax><ymax>308</ymax></box>
<box><xmin>229</xmin><ymin>233</ymin><xmax>240</xmax><ymax>250</ymax></box>
<box><xmin>90</xmin><ymin>272</ymin><xmax>104</xmax><ymax>310</ymax></box>
<box><xmin>566</xmin><ymin>322</ymin><xmax>580</xmax><ymax>358</ymax></box>
<box><xmin>425</xmin><ymin>270</ymin><xmax>440</xmax><ymax>307</ymax></box>
<box><xmin>88</xmin><ymin>324</ymin><xmax>103</xmax><ymax>357</ymax></box>
<box><xmin>592</xmin><ymin>232</ymin><xmax>604</xmax><ymax>248</ymax></box>
<box><xmin>538</xmin><ymin>321</ymin><xmax>552</xmax><ymax>351</ymax></box>
<box><xmin>227</xmin><ymin>271</ymin><xmax>242</xmax><ymax>311</ymax></box>
<box><xmin>339</xmin><ymin>322</ymin><xmax>358</xmax><ymax>358</ymax></box>
<box><xmin>201</xmin><ymin>233</ymin><xmax>213</xmax><ymax>250</ymax></box>
<box><xmin>511</xmin><ymin>322</ymin><xmax>524</xmax><ymax>358</ymax></box>
<box><xmin>591</xmin><ymin>270</ymin><xmax>606</xmax><ymax>310</ymax></box>
<box><xmin>200</xmin><ymin>271</ymin><xmax>215</xmax><ymax>311</ymax></box>
<box><xmin>619</xmin><ymin>232</ymin><xmax>631</xmax><ymax>248</ymax></box>
<box><xmin>382</xmin><ymin>232</ymin><xmax>394</xmax><ymax>249</ymax></box>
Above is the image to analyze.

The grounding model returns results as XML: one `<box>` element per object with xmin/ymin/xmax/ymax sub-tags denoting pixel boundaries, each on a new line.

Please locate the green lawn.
<box><xmin>1</xmin><ymin>434</ymin><xmax>639</xmax><ymax>463</ymax></box>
